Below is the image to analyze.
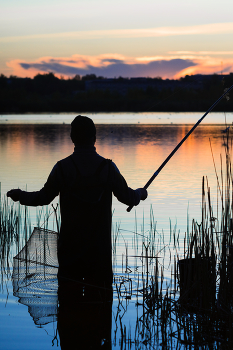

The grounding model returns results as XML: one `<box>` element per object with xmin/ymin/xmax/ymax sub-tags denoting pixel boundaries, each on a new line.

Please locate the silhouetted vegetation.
<box><xmin>0</xmin><ymin>72</ymin><xmax>233</xmax><ymax>113</ymax></box>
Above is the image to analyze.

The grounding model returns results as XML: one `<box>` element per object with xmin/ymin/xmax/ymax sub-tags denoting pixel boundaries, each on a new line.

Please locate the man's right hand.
<box><xmin>7</xmin><ymin>189</ymin><xmax>21</xmax><ymax>202</ymax></box>
<box><xmin>138</xmin><ymin>188</ymin><xmax>148</xmax><ymax>201</ymax></box>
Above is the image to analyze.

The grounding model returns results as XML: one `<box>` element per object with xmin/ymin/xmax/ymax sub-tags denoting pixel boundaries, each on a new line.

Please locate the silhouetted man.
<box><xmin>7</xmin><ymin>115</ymin><xmax>147</xmax><ymax>289</ymax></box>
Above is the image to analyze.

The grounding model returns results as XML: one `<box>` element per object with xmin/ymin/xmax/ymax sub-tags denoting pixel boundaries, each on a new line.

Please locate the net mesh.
<box><xmin>12</xmin><ymin>227</ymin><xmax>58</xmax><ymax>326</ymax></box>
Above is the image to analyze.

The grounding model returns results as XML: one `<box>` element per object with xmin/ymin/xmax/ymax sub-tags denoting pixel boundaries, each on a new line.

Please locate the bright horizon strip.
<box><xmin>1</xmin><ymin>22</ymin><xmax>233</xmax><ymax>43</ymax></box>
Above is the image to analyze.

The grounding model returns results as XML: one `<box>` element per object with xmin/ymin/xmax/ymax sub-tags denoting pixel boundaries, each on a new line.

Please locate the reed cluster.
<box><xmin>0</xmin><ymin>186</ymin><xmax>21</xmax><ymax>278</ymax></box>
<box><xmin>112</xmin><ymin>129</ymin><xmax>233</xmax><ymax>348</ymax></box>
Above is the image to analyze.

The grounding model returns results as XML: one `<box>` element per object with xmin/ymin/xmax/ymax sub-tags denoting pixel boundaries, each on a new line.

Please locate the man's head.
<box><xmin>70</xmin><ymin>115</ymin><xmax>96</xmax><ymax>145</ymax></box>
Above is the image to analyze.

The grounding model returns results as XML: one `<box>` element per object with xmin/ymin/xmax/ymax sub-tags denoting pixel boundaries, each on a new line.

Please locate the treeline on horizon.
<box><xmin>0</xmin><ymin>72</ymin><xmax>233</xmax><ymax>113</ymax></box>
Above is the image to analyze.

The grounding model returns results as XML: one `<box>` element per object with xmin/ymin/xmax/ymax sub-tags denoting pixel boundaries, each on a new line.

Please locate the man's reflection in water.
<box><xmin>57</xmin><ymin>276</ymin><xmax>112</xmax><ymax>350</ymax></box>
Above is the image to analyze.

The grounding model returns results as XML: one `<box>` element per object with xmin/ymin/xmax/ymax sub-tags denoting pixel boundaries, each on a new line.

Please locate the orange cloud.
<box><xmin>173</xmin><ymin>56</ymin><xmax>233</xmax><ymax>79</ymax></box>
<box><xmin>6</xmin><ymin>53</ymin><xmax>233</xmax><ymax>79</ymax></box>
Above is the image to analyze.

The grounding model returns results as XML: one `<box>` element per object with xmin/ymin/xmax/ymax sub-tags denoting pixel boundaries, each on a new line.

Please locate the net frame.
<box><xmin>12</xmin><ymin>227</ymin><xmax>58</xmax><ymax>325</ymax></box>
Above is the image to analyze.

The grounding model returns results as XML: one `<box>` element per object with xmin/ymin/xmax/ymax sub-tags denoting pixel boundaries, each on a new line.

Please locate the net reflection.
<box><xmin>12</xmin><ymin>227</ymin><xmax>112</xmax><ymax>349</ymax></box>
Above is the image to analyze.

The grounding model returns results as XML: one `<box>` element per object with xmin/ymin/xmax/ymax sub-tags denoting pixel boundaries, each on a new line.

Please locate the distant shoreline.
<box><xmin>1</xmin><ymin>73</ymin><xmax>233</xmax><ymax>113</ymax></box>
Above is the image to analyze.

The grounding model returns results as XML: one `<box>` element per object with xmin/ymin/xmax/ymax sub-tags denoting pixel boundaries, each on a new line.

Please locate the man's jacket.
<box><xmin>19</xmin><ymin>145</ymin><xmax>141</xmax><ymax>283</ymax></box>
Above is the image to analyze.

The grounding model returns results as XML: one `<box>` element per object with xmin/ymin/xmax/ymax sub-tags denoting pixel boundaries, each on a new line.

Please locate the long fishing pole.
<box><xmin>127</xmin><ymin>84</ymin><xmax>233</xmax><ymax>212</ymax></box>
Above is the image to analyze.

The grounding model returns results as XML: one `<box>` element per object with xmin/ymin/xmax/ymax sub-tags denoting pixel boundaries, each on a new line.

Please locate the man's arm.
<box><xmin>111</xmin><ymin>163</ymin><xmax>147</xmax><ymax>207</ymax></box>
<box><xmin>7</xmin><ymin>164</ymin><xmax>61</xmax><ymax>206</ymax></box>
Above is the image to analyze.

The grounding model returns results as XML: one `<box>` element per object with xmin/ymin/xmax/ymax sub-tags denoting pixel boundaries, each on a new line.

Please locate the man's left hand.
<box><xmin>7</xmin><ymin>189</ymin><xmax>21</xmax><ymax>202</ymax></box>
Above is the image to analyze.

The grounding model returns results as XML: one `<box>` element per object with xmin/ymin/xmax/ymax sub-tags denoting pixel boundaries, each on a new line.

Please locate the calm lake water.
<box><xmin>0</xmin><ymin>112</ymin><xmax>233</xmax><ymax>349</ymax></box>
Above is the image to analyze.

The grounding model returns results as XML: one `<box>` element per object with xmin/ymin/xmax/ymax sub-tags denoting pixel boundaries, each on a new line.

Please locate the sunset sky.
<box><xmin>1</xmin><ymin>0</ymin><xmax>233</xmax><ymax>79</ymax></box>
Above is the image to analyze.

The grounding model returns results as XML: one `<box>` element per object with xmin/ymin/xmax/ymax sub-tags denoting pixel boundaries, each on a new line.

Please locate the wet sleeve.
<box><xmin>111</xmin><ymin>163</ymin><xmax>141</xmax><ymax>207</ymax></box>
<box><xmin>19</xmin><ymin>163</ymin><xmax>61</xmax><ymax>206</ymax></box>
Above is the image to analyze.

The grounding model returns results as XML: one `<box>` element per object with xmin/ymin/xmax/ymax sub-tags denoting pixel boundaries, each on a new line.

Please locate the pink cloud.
<box><xmin>6</xmin><ymin>53</ymin><xmax>233</xmax><ymax>79</ymax></box>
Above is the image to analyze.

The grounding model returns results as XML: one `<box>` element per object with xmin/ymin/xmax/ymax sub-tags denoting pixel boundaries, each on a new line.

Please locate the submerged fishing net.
<box><xmin>12</xmin><ymin>227</ymin><xmax>58</xmax><ymax>326</ymax></box>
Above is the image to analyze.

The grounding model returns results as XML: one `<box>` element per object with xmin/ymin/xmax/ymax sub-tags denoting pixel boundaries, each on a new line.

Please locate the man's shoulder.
<box><xmin>57</xmin><ymin>154</ymin><xmax>73</xmax><ymax>166</ymax></box>
<box><xmin>50</xmin><ymin>155</ymin><xmax>74</xmax><ymax>176</ymax></box>
<box><xmin>110</xmin><ymin>161</ymin><xmax>120</xmax><ymax>173</ymax></box>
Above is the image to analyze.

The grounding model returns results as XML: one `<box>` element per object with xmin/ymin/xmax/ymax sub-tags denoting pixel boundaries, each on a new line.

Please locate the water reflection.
<box><xmin>58</xmin><ymin>279</ymin><xmax>112</xmax><ymax>350</ymax></box>
<box><xmin>12</xmin><ymin>266</ymin><xmax>112</xmax><ymax>349</ymax></box>
<box><xmin>10</xmin><ymin>225</ymin><xmax>113</xmax><ymax>349</ymax></box>
<box><xmin>12</xmin><ymin>274</ymin><xmax>112</xmax><ymax>349</ymax></box>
